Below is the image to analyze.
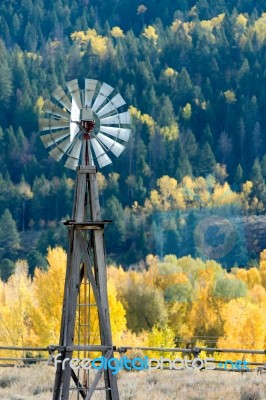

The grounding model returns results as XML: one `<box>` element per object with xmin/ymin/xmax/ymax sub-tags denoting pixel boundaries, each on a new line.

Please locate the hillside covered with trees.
<box><xmin>1</xmin><ymin>0</ymin><xmax>266</xmax><ymax>277</ymax></box>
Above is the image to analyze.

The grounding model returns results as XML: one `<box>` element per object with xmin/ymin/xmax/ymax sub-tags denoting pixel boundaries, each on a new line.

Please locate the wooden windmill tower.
<box><xmin>39</xmin><ymin>79</ymin><xmax>131</xmax><ymax>399</ymax></box>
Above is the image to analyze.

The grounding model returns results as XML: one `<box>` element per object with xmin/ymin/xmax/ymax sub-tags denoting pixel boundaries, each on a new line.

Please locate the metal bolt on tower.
<box><xmin>39</xmin><ymin>78</ymin><xmax>131</xmax><ymax>399</ymax></box>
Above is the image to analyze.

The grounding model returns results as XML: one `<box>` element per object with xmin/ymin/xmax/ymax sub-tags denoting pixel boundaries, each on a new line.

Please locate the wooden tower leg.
<box><xmin>52</xmin><ymin>166</ymin><xmax>119</xmax><ymax>400</ymax></box>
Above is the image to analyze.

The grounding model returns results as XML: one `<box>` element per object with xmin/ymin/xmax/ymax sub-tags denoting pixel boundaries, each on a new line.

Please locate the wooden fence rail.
<box><xmin>1</xmin><ymin>345</ymin><xmax>266</xmax><ymax>354</ymax></box>
<box><xmin>0</xmin><ymin>345</ymin><xmax>265</xmax><ymax>372</ymax></box>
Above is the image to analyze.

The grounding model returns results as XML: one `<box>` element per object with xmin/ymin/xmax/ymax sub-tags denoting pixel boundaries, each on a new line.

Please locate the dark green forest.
<box><xmin>1</xmin><ymin>0</ymin><xmax>266</xmax><ymax>278</ymax></box>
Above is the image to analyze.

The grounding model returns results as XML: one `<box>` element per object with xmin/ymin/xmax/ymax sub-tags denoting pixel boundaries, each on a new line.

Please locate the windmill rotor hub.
<box><xmin>81</xmin><ymin>119</ymin><xmax>95</xmax><ymax>136</ymax></box>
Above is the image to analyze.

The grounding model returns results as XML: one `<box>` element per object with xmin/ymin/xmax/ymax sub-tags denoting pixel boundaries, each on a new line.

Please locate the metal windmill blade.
<box><xmin>39</xmin><ymin>78</ymin><xmax>131</xmax><ymax>170</ymax></box>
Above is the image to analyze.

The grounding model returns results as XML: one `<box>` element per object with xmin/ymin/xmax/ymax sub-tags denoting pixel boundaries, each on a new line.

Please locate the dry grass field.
<box><xmin>0</xmin><ymin>365</ymin><xmax>266</xmax><ymax>400</ymax></box>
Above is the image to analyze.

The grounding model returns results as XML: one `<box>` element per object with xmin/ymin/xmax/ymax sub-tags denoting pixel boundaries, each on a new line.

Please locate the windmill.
<box><xmin>39</xmin><ymin>78</ymin><xmax>131</xmax><ymax>400</ymax></box>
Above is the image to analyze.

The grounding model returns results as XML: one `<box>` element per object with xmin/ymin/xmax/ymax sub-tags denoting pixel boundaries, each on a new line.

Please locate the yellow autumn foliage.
<box><xmin>0</xmin><ymin>247</ymin><xmax>128</xmax><ymax>355</ymax></box>
<box><xmin>25</xmin><ymin>52</ymin><xmax>42</xmax><ymax>61</ymax></box>
<box><xmin>182</xmin><ymin>103</ymin><xmax>192</xmax><ymax>119</ymax></box>
<box><xmin>145</xmin><ymin>176</ymin><xmax>185</xmax><ymax>211</ymax></box>
<box><xmin>71</xmin><ymin>29</ymin><xmax>108</xmax><ymax>57</ymax></box>
<box><xmin>242</xmin><ymin>180</ymin><xmax>253</xmax><ymax>195</ymax></box>
<box><xmin>218</xmin><ymin>298</ymin><xmax>266</xmax><ymax>361</ymax></box>
<box><xmin>171</xmin><ymin>13</ymin><xmax>224</xmax><ymax>37</ymax></box>
<box><xmin>129</xmin><ymin>106</ymin><xmax>179</xmax><ymax>140</ymax></box>
<box><xmin>188</xmin><ymin>286</ymin><xmax>221</xmax><ymax>338</ymax></box>
<box><xmin>97</xmin><ymin>172</ymin><xmax>107</xmax><ymax>193</ymax></box>
<box><xmin>32</xmin><ymin>247</ymin><xmax>66</xmax><ymax>345</ymax></box>
<box><xmin>211</xmin><ymin>182</ymin><xmax>240</xmax><ymax>206</ymax></box>
<box><xmin>224</xmin><ymin>89</ymin><xmax>237</xmax><ymax>104</ymax></box>
<box><xmin>145</xmin><ymin>325</ymin><xmax>177</xmax><ymax>359</ymax></box>
<box><xmin>156</xmin><ymin>272</ymin><xmax>189</xmax><ymax>292</ymax></box>
<box><xmin>249</xmin><ymin>284</ymin><xmax>266</xmax><ymax>305</ymax></box>
<box><xmin>259</xmin><ymin>250</ymin><xmax>266</xmax><ymax>289</ymax></box>
<box><xmin>160</xmin><ymin>123</ymin><xmax>179</xmax><ymax>141</ymax></box>
<box><xmin>171</xmin><ymin>19</ymin><xmax>182</xmax><ymax>32</ymax></box>
<box><xmin>164</xmin><ymin>67</ymin><xmax>177</xmax><ymax>77</ymax></box>
<box><xmin>35</xmin><ymin>96</ymin><xmax>45</xmax><ymax>115</ymax></box>
<box><xmin>0</xmin><ymin>261</ymin><xmax>36</xmax><ymax>349</ymax></box>
<box><xmin>235</xmin><ymin>268</ymin><xmax>261</xmax><ymax>290</ymax></box>
<box><xmin>2</xmin><ymin>244</ymin><xmax>266</xmax><ymax>360</ymax></box>
<box><xmin>201</xmin><ymin>14</ymin><xmax>225</xmax><ymax>30</ymax></box>
<box><xmin>111</xmin><ymin>26</ymin><xmax>125</xmax><ymax>38</ymax></box>
<box><xmin>129</xmin><ymin>106</ymin><xmax>155</xmax><ymax>134</ymax></box>
<box><xmin>237</xmin><ymin>13</ymin><xmax>248</xmax><ymax>27</ymax></box>
<box><xmin>145</xmin><ymin>175</ymin><xmax>242</xmax><ymax>212</ymax></box>
<box><xmin>249</xmin><ymin>13</ymin><xmax>266</xmax><ymax>44</ymax></box>
<box><xmin>108</xmin><ymin>278</ymin><xmax>127</xmax><ymax>343</ymax></box>
<box><xmin>142</xmin><ymin>25</ymin><xmax>158</xmax><ymax>42</ymax></box>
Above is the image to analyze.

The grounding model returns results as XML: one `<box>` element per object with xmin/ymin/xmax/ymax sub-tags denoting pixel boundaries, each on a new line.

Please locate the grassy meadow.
<box><xmin>0</xmin><ymin>365</ymin><xmax>265</xmax><ymax>400</ymax></box>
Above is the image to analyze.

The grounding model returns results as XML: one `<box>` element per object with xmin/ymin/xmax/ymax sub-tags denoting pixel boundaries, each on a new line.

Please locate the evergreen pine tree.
<box><xmin>176</xmin><ymin>141</ymin><xmax>193</xmax><ymax>180</ymax></box>
<box><xmin>0</xmin><ymin>258</ymin><xmax>15</xmax><ymax>281</ymax></box>
<box><xmin>261</xmin><ymin>154</ymin><xmax>266</xmax><ymax>180</ymax></box>
<box><xmin>201</xmin><ymin>125</ymin><xmax>214</xmax><ymax>146</ymax></box>
<box><xmin>24</xmin><ymin>22</ymin><xmax>37</xmax><ymax>52</ymax></box>
<box><xmin>235</xmin><ymin>164</ymin><xmax>244</xmax><ymax>190</ymax></box>
<box><xmin>0</xmin><ymin>209</ymin><xmax>20</xmax><ymax>260</ymax></box>
<box><xmin>177</xmin><ymin>67</ymin><xmax>193</xmax><ymax>103</ymax></box>
<box><xmin>157</xmin><ymin>95</ymin><xmax>176</xmax><ymax>126</ymax></box>
<box><xmin>196</xmin><ymin>143</ymin><xmax>216</xmax><ymax>176</ymax></box>
<box><xmin>250</xmin><ymin>158</ymin><xmax>266</xmax><ymax>204</ymax></box>
<box><xmin>104</xmin><ymin>196</ymin><xmax>126</xmax><ymax>252</ymax></box>
<box><xmin>0</xmin><ymin>40</ymin><xmax>12</xmax><ymax>107</ymax></box>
